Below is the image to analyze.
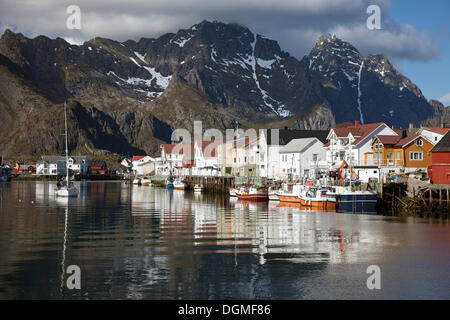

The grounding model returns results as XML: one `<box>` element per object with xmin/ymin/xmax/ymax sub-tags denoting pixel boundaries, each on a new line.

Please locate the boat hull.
<box><xmin>56</xmin><ymin>187</ymin><xmax>78</xmax><ymax>197</ymax></box>
<box><xmin>235</xmin><ymin>193</ymin><xmax>268</xmax><ymax>201</ymax></box>
<box><xmin>336</xmin><ymin>193</ymin><xmax>377</xmax><ymax>214</ymax></box>
<box><xmin>277</xmin><ymin>194</ymin><xmax>302</xmax><ymax>203</ymax></box>
<box><xmin>300</xmin><ymin>198</ymin><xmax>337</xmax><ymax>210</ymax></box>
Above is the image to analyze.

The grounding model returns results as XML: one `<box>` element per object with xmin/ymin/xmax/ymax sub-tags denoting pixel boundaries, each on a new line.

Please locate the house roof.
<box><xmin>132</xmin><ymin>155</ymin><xmax>146</xmax><ymax>161</ymax></box>
<box><xmin>332</xmin><ymin>122</ymin><xmax>385</xmax><ymax>141</ymax></box>
<box><xmin>431</xmin><ymin>131</ymin><xmax>450</xmax><ymax>152</ymax></box>
<box><xmin>196</xmin><ymin>140</ymin><xmax>221</xmax><ymax>157</ymax></box>
<box><xmin>375</xmin><ymin>135</ymin><xmax>402</xmax><ymax>145</ymax></box>
<box><xmin>422</xmin><ymin>127</ymin><xmax>450</xmax><ymax>135</ymax></box>
<box><xmin>279</xmin><ymin>138</ymin><xmax>320</xmax><ymax>154</ymax></box>
<box><xmin>161</xmin><ymin>143</ymin><xmax>194</xmax><ymax>155</ymax></box>
<box><xmin>265</xmin><ymin>129</ymin><xmax>328</xmax><ymax>145</ymax></box>
<box><xmin>395</xmin><ymin>134</ymin><xmax>420</xmax><ymax>147</ymax></box>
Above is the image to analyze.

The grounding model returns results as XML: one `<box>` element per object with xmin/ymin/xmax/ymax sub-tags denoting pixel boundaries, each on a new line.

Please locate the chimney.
<box><xmin>409</xmin><ymin>123</ymin><xmax>413</xmax><ymax>130</ymax></box>
<box><xmin>355</xmin><ymin>120</ymin><xmax>360</xmax><ymax>128</ymax></box>
<box><xmin>402</xmin><ymin>130</ymin><xmax>407</xmax><ymax>138</ymax></box>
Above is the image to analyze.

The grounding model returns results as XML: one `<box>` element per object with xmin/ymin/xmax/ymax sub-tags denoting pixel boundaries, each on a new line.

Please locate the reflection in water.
<box><xmin>0</xmin><ymin>181</ymin><xmax>449</xmax><ymax>299</ymax></box>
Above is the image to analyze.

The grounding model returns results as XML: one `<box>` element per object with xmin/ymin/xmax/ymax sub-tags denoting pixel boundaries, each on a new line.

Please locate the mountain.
<box><xmin>0</xmin><ymin>21</ymin><xmax>442</xmax><ymax>158</ymax></box>
<box><xmin>304</xmin><ymin>34</ymin><xmax>436</xmax><ymax>128</ymax></box>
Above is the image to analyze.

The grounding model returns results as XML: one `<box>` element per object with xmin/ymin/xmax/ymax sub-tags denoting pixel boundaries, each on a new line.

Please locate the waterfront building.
<box><xmin>326</xmin><ymin>121</ymin><xmax>398</xmax><ymax>168</ymax></box>
<box><xmin>418</xmin><ymin>127</ymin><xmax>450</xmax><ymax>144</ymax></box>
<box><xmin>158</xmin><ymin>143</ymin><xmax>194</xmax><ymax>176</ymax></box>
<box><xmin>36</xmin><ymin>155</ymin><xmax>88</xmax><ymax>175</ymax></box>
<box><xmin>428</xmin><ymin>131</ymin><xmax>450</xmax><ymax>184</ymax></box>
<box><xmin>192</xmin><ymin>140</ymin><xmax>221</xmax><ymax>176</ymax></box>
<box><xmin>278</xmin><ymin>138</ymin><xmax>327</xmax><ymax>180</ymax></box>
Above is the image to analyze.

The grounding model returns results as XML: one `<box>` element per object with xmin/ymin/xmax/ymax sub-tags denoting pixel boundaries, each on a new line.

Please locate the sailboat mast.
<box><xmin>64</xmin><ymin>102</ymin><xmax>69</xmax><ymax>184</ymax></box>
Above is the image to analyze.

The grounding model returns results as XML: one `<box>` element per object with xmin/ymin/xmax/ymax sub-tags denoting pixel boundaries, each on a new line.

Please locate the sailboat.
<box><xmin>56</xmin><ymin>102</ymin><xmax>78</xmax><ymax>197</ymax></box>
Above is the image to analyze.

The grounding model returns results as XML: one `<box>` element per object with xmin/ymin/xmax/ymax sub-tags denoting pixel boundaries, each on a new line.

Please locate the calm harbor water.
<box><xmin>0</xmin><ymin>181</ymin><xmax>448</xmax><ymax>299</ymax></box>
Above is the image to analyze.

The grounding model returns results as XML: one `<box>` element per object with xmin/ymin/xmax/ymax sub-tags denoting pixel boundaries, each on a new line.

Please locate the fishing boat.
<box><xmin>333</xmin><ymin>186</ymin><xmax>377</xmax><ymax>214</ymax></box>
<box><xmin>276</xmin><ymin>183</ymin><xmax>305</xmax><ymax>203</ymax></box>
<box><xmin>229</xmin><ymin>188</ymin><xmax>238</xmax><ymax>197</ymax></box>
<box><xmin>193</xmin><ymin>184</ymin><xmax>204</xmax><ymax>192</ymax></box>
<box><xmin>173</xmin><ymin>179</ymin><xmax>187</xmax><ymax>190</ymax></box>
<box><xmin>132</xmin><ymin>177</ymin><xmax>141</xmax><ymax>185</ymax></box>
<box><xmin>299</xmin><ymin>187</ymin><xmax>337</xmax><ymax>211</ymax></box>
<box><xmin>55</xmin><ymin>102</ymin><xmax>78</xmax><ymax>198</ymax></box>
<box><xmin>235</xmin><ymin>186</ymin><xmax>268</xmax><ymax>201</ymax></box>
<box><xmin>141</xmin><ymin>177</ymin><xmax>151</xmax><ymax>186</ymax></box>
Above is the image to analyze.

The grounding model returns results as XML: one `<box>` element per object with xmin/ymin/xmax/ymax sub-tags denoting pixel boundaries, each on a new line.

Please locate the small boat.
<box><xmin>235</xmin><ymin>186</ymin><xmax>268</xmax><ymax>201</ymax></box>
<box><xmin>193</xmin><ymin>184</ymin><xmax>204</xmax><ymax>192</ymax></box>
<box><xmin>229</xmin><ymin>188</ymin><xmax>237</xmax><ymax>197</ymax></box>
<box><xmin>55</xmin><ymin>102</ymin><xmax>78</xmax><ymax>198</ymax></box>
<box><xmin>173</xmin><ymin>179</ymin><xmax>186</xmax><ymax>190</ymax></box>
<box><xmin>132</xmin><ymin>177</ymin><xmax>141</xmax><ymax>185</ymax></box>
<box><xmin>299</xmin><ymin>187</ymin><xmax>337</xmax><ymax>211</ymax></box>
<box><xmin>166</xmin><ymin>179</ymin><xmax>174</xmax><ymax>189</ymax></box>
<box><xmin>141</xmin><ymin>177</ymin><xmax>151</xmax><ymax>186</ymax></box>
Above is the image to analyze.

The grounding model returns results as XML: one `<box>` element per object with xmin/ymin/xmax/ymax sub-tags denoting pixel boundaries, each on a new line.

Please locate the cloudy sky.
<box><xmin>0</xmin><ymin>0</ymin><xmax>449</xmax><ymax>104</ymax></box>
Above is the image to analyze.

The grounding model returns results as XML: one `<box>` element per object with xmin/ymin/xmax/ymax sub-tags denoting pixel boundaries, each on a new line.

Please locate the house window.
<box><xmin>416</xmin><ymin>139</ymin><xmax>423</xmax><ymax>147</ymax></box>
<box><xmin>234</xmin><ymin>158</ymin><xmax>236</xmax><ymax>163</ymax></box>
<box><xmin>435</xmin><ymin>137</ymin><xmax>437</xmax><ymax>141</ymax></box>
<box><xmin>374</xmin><ymin>143</ymin><xmax>383</xmax><ymax>150</ymax></box>
<box><xmin>396</xmin><ymin>151</ymin><xmax>401</xmax><ymax>160</ymax></box>
<box><xmin>260</xmin><ymin>154</ymin><xmax>264</xmax><ymax>162</ymax></box>
<box><xmin>409</xmin><ymin>152</ymin><xmax>423</xmax><ymax>161</ymax></box>
<box><xmin>244</xmin><ymin>157</ymin><xmax>247</xmax><ymax>163</ymax></box>
<box><xmin>312</xmin><ymin>154</ymin><xmax>318</xmax><ymax>162</ymax></box>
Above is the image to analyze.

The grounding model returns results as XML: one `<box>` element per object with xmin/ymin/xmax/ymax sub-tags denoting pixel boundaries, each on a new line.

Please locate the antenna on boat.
<box><xmin>64</xmin><ymin>101</ymin><xmax>70</xmax><ymax>186</ymax></box>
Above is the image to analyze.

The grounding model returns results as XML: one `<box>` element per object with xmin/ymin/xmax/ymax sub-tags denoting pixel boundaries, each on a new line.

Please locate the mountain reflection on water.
<box><xmin>0</xmin><ymin>181</ymin><xmax>448</xmax><ymax>299</ymax></box>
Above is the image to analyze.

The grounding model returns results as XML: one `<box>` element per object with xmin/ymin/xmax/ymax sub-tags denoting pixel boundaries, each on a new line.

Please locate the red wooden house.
<box><xmin>428</xmin><ymin>131</ymin><xmax>450</xmax><ymax>185</ymax></box>
<box><xmin>88</xmin><ymin>160</ymin><xmax>108</xmax><ymax>175</ymax></box>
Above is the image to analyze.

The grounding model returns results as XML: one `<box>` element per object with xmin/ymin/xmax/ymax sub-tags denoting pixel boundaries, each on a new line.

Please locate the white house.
<box><xmin>418</xmin><ymin>127</ymin><xmax>450</xmax><ymax>144</ymax></box>
<box><xmin>157</xmin><ymin>143</ymin><xmax>194</xmax><ymax>176</ymax></box>
<box><xmin>36</xmin><ymin>155</ymin><xmax>87</xmax><ymax>175</ymax></box>
<box><xmin>192</xmin><ymin>140</ymin><xmax>221</xmax><ymax>176</ymax></box>
<box><xmin>325</xmin><ymin>121</ymin><xmax>398</xmax><ymax>168</ymax></box>
<box><xmin>256</xmin><ymin>129</ymin><xmax>329</xmax><ymax>179</ymax></box>
<box><xmin>279</xmin><ymin>138</ymin><xmax>327</xmax><ymax>180</ymax></box>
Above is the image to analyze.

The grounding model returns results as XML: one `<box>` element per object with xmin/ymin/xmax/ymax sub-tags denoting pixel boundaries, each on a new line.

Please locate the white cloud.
<box><xmin>0</xmin><ymin>0</ymin><xmax>439</xmax><ymax>61</ymax></box>
<box><xmin>438</xmin><ymin>93</ymin><xmax>450</xmax><ymax>105</ymax></box>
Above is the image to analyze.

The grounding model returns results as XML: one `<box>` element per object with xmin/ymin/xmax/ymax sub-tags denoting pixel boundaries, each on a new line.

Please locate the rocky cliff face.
<box><xmin>0</xmin><ymin>22</ymin><xmax>442</xmax><ymax>158</ymax></box>
<box><xmin>304</xmin><ymin>34</ymin><xmax>437</xmax><ymax>128</ymax></box>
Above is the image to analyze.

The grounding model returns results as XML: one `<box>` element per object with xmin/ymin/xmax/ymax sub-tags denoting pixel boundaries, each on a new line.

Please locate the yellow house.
<box><xmin>371</xmin><ymin>135</ymin><xmax>404</xmax><ymax>166</ymax></box>
<box><xmin>371</xmin><ymin>134</ymin><xmax>434</xmax><ymax>170</ymax></box>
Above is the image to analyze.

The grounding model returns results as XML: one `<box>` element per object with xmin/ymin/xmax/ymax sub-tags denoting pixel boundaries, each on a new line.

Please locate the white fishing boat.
<box><xmin>193</xmin><ymin>184</ymin><xmax>204</xmax><ymax>192</ymax></box>
<box><xmin>132</xmin><ymin>177</ymin><xmax>141</xmax><ymax>185</ymax></box>
<box><xmin>173</xmin><ymin>179</ymin><xmax>187</xmax><ymax>190</ymax></box>
<box><xmin>276</xmin><ymin>183</ymin><xmax>305</xmax><ymax>204</ymax></box>
<box><xmin>56</xmin><ymin>102</ymin><xmax>78</xmax><ymax>198</ymax></box>
<box><xmin>141</xmin><ymin>176</ymin><xmax>151</xmax><ymax>186</ymax></box>
<box><xmin>229</xmin><ymin>188</ymin><xmax>238</xmax><ymax>197</ymax></box>
<box><xmin>235</xmin><ymin>186</ymin><xmax>269</xmax><ymax>201</ymax></box>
